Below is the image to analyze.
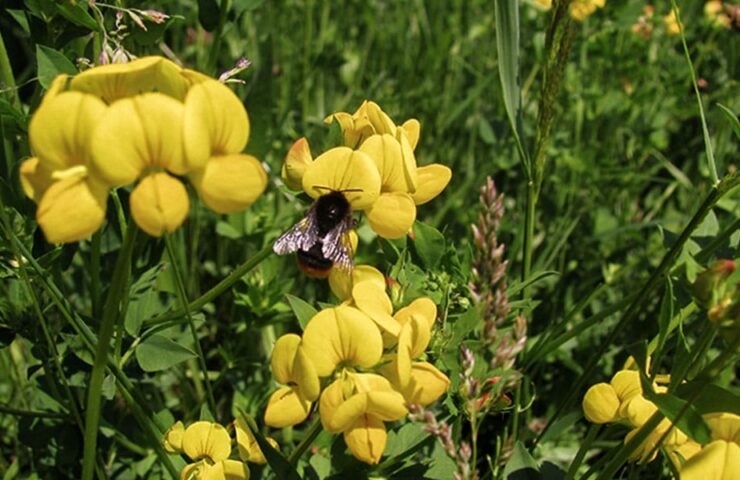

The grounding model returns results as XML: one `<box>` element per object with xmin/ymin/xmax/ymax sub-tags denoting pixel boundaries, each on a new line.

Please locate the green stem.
<box><xmin>165</xmin><ymin>235</ymin><xmax>217</xmax><ymax>416</ymax></box>
<box><xmin>91</xmin><ymin>232</ymin><xmax>102</xmax><ymax>320</ymax></box>
<box><xmin>564</xmin><ymin>423</ymin><xmax>599</xmax><ymax>480</ymax></box>
<box><xmin>82</xmin><ymin>224</ymin><xmax>138</xmax><ymax>480</ymax></box>
<box><xmin>0</xmin><ymin>30</ymin><xmax>20</xmax><ymax>108</ymax></box>
<box><xmin>206</xmin><ymin>0</ymin><xmax>230</xmax><ymax>74</ymax></box>
<box><xmin>521</xmin><ymin>180</ymin><xmax>536</xmax><ymax>295</ymax></box>
<box><xmin>0</xmin><ymin>404</ymin><xmax>67</xmax><ymax>419</ymax></box>
<box><xmin>287</xmin><ymin>418</ymin><xmax>323</xmax><ymax>465</ymax></box>
<box><xmin>145</xmin><ymin>243</ymin><xmax>274</xmax><ymax>327</ymax></box>
<box><xmin>535</xmin><ymin>173</ymin><xmax>739</xmax><ymax>445</ymax></box>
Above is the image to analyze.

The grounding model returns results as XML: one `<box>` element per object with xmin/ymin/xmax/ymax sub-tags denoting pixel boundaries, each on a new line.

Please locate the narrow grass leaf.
<box><xmin>503</xmin><ymin>441</ymin><xmax>539</xmax><ymax>480</ymax></box>
<box><xmin>36</xmin><ymin>45</ymin><xmax>77</xmax><ymax>89</ymax></box>
<box><xmin>676</xmin><ymin>383</ymin><xmax>740</xmax><ymax>416</ymax></box>
<box><xmin>135</xmin><ymin>334</ymin><xmax>197</xmax><ymax>372</ymax></box>
<box><xmin>285</xmin><ymin>293</ymin><xmax>317</xmax><ymax>330</ymax></box>
<box><xmin>494</xmin><ymin>0</ymin><xmax>529</xmax><ymax>168</ymax></box>
<box><xmin>54</xmin><ymin>2</ymin><xmax>99</xmax><ymax>31</ymax></box>
<box><xmin>650</xmin><ymin>393</ymin><xmax>712</xmax><ymax>445</ymax></box>
<box><xmin>716</xmin><ymin>103</ymin><xmax>740</xmax><ymax>140</ymax></box>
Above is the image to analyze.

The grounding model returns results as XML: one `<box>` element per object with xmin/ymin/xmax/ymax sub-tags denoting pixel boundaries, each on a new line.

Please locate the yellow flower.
<box><xmin>582</xmin><ymin>382</ymin><xmax>621</xmax><ymax>424</ymax></box>
<box><xmin>569</xmin><ymin>0</ymin><xmax>605</xmax><ymax>21</ymax></box>
<box><xmin>234</xmin><ymin>417</ymin><xmax>279</xmax><ymax>464</ymax></box>
<box><xmin>281</xmin><ymin>137</ymin><xmax>314</xmax><ymax>191</ymax></box>
<box><xmin>679</xmin><ymin>412</ymin><xmax>740</xmax><ymax>478</ymax></box>
<box><xmin>319</xmin><ymin>372</ymin><xmax>408</xmax><ymax>464</ymax></box>
<box><xmin>705</xmin><ymin>1</ymin><xmax>732</xmax><ymax>29</ymax></box>
<box><xmin>21</xmin><ymin>91</ymin><xmax>109</xmax><ymax>242</ymax></box>
<box><xmin>325</xmin><ymin>100</ymin><xmax>397</xmax><ymax>149</ymax></box>
<box><xmin>163</xmin><ymin>421</ymin><xmax>185</xmax><ymax>453</ymax></box>
<box><xmin>664</xmin><ymin>9</ymin><xmax>680</xmax><ymax>36</ymax></box>
<box><xmin>328</xmin><ymin>264</ymin><xmax>386</xmax><ymax>301</ymax></box>
<box><xmin>533</xmin><ymin>0</ymin><xmax>552</xmax><ymax>10</ymax></box>
<box><xmin>301</xmin><ymin>305</ymin><xmax>383</xmax><ymax>377</ymax></box>
<box><xmin>170</xmin><ymin>421</ymin><xmax>250</xmax><ymax>480</ymax></box>
<box><xmin>264</xmin><ymin>334</ymin><xmax>320</xmax><ymax>428</ymax></box>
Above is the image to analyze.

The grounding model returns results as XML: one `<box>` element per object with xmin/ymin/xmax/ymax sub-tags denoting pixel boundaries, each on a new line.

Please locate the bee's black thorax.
<box><xmin>314</xmin><ymin>191</ymin><xmax>351</xmax><ymax>237</ymax></box>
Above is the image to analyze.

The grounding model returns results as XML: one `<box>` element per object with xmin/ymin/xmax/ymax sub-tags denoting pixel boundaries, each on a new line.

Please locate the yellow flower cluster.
<box><xmin>20</xmin><ymin>56</ymin><xmax>267</xmax><ymax>242</ymax></box>
<box><xmin>705</xmin><ymin>1</ymin><xmax>733</xmax><ymax>29</ymax></box>
<box><xmin>162</xmin><ymin>418</ymin><xmax>278</xmax><ymax>480</ymax></box>
<box><xmin>569</xmin><ymin>0</ymin><xmax>605</xmax><ymax>21</ymax></box>
<box><xmin>582</xmin><ymin>362</ymin><xmax>740</xmax><ymax>478</ymax></box>
<box><xmin>281</xmin><ymin>101</ymin><xmax>451</xmax><ymax>239</ymax></box>
<box><xmin>264</xmin><ymin>265</ymin><xmax>450</xmax><ymax>464</ymax></box>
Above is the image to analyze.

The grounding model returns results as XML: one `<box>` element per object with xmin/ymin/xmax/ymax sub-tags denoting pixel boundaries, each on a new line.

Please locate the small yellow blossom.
<box><xmin>319</xmin><ymin>372</ymin><xmax>408</xmax><ymax>464</ymax></box>
<box><xmin>264</xmin><ymin>334</ymin><xmax>320</xmax><ymax>428</ymax></box>
<box><xmin>664</xmin><ymin>9</ymin><xmax>680</xmax><ymax>36</ymax></box>
<box><xmin>234</xmin><ymin>417</ymin><xmax>278</xmax><ymax>464</ymax></box>
<box><xmin>705</xmin><ymin>1</ymin><xmax>732</xmax><ymax>29</ymax></box>
<box><xmin>570</xmin><ymin>0</ymin><xmax>605</xmax><ymax>21</ymax></box>
<box><xmin>166</xmin><ymin>421</ymin><xmax>250</xmax><ymax>480</ymax></box>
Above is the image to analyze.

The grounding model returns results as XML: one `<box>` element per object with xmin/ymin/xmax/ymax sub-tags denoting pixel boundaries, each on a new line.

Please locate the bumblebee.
<box><xmin>273</xmin><ymin>190</ymin><xmax>355</xmax><ymax>277</ymax></box>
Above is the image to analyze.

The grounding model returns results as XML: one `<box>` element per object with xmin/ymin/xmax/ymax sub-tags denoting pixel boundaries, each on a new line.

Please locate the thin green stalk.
<box><xmin>536</xmin><ymin>172</ymin><xmax>740</xmax><ymax>445</ymax></box>
<box><xmin>91</xmin><ymin>232</ymin><xmax>102</xmax><ymax>319</ymax></box>
<box><xmin>591</xmin><ymin>412</ymin><xmax>664</xmax><ymax>480</ymax></box>
<box><xmin>0</xmin><ymin>404</ymin><xmax>67</xmax><ymax>419</ymax></box>
<box><xmin>110</xmin><ymin>189</ymin><xmax>127</xmax><ymax>236</ymax></box>
<box><xmin>564</xmin><ymin>423</ymin><xmax>599</xmax><ymax>480</ymax></box>
<box><xmin>82</xmin><ymin>224</ymin><xmax>138</xmax><ymax>480</ymax></box>
<box><xmin>522</xmin><ymin>180</ymin><xmax>536</xmax><ymax>294</ymax></box>
<box><xmin>145</xmin><ymin>243</ymin><xmax>274</xmax><ymax>327</ymax></box>
<box><xmin>0</xmin><ymin>222</ymin><xmax>177</xmax><ymax>477</ymax></box>
<box><xmin>695</xmin><ymin>215</ymin><xmax>740</xmax><ymax>264</ymax></box>
<box><xmin>165</xmin><ymin>235</ymin><xmax>217</xmax><ymax>416</ymax></box>
<box><xmin>0</xmin><ymin>30</ymin><xmax>20</xmax><ymax>107</ymax></box>
<box><xmin>671</xmin><ymin>0</ymin><xmax>718</xmax><ymax>186</ymax></box>
<box><xmin>287</xmin><ymin>418</ymin><xmax>323</xmax><ymax>465</ymax></box>
<box><xmin>206</xmin><ymin>0</ymin><xmax>230</xmax><ymax>74</ymax></box>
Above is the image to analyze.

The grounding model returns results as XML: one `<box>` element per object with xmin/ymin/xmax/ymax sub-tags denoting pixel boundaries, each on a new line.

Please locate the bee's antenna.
<box><xmin>338</xmin><ymin>188</ymin><xmax>363</xmax><ymax>193</ymax></box>
<box><xmin>313</xmin><ymin>185</ymin><xmax>333</xmax><ymax>192</ymax></box>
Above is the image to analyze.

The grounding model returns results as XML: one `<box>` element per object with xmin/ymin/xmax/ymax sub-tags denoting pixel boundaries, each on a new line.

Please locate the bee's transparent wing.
<box><xmin>321</xmin><ymin>216</ymin><xmax>354</xmax><ymax>272</ymax></box>
<box><xmin>273</xmin><ymin>212</ymin><xmax>319</xmax><ymax>255</ymax></box>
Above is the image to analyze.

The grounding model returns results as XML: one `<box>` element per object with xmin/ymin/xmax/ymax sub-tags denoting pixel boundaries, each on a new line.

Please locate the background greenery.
<box><xmin>0</xmin><ymin>0</ymin><xmax>738</xmax><ymax>478</ymax></box>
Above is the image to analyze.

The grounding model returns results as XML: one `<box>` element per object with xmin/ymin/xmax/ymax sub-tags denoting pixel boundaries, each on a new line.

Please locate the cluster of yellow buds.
<box><xmin>281</xmin><ymin>100</ymin><xmax>451</xmax><ymax>239</ymax></box>
<box><xmin>569</xmin><ymin>0</ymin><xmax>606</xmax><ymax>21</ymax></box>
<box><xmin>20</xmin><ymin>56</ymin><xmax>267</xmax><ymax>242</ymax></box>
<box><xmin>264</xmin><ymin>265</ymin><xmax>450</xmax><ymax>464</ymax></box>
<box><xmin>582</xmin><ymin>360</ymin><xmax>740</xmax><ymax>477</ymax></box>
<box><xmin>162</xmin><ymin>418</ymin><xmax>278</xmax><ymax>480</ymax></box>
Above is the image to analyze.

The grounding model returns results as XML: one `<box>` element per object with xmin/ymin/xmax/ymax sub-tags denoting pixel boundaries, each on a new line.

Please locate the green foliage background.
<box><xmin>0</xmin><ymin>0</ymin><xmax>738</xmax><ymax>478</ymax></box>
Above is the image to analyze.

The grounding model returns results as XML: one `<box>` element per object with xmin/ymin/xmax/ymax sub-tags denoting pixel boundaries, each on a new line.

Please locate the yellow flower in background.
<box><xmin>681</xmin><ymin>413</ymin><xmax>740</xmax><ymax>480</ymax></box>
<box><xmin>264</xmin><ymin>334</ymin><xmax>320</xmax><ymax>428</ymax></box>
<box><xmin>533</xmin><ymin>0</ymin><xmax>552</xmax><ymax>10</ymax></box>
<box><xmin>164</xmin><ymin>421</ymin><xmax>250</xmax><ymax>480</ymax></box>
<box><xmin>21</xmin><ymin>56</ymin><xmax>267</xmax><ymax>242</ymax></box>
<box><xmin>319</xmin><ymin>372</ymin><xmax>408</xmax><ymax>464</ymax></box>
<box><xmin>570</xmin><ymin>0</ymin><xmax>605</xmax><ymax>21</ymax></box>
<box><xmin>664</xmin><ymin>9</ymin><xmax>680</xmax><ymax>36</ymax></box>
<box><xmin>705</xmin><ymin>1</ymin><xmax>732</xmax><ymax>29</ymax></box>
<box><xmin>234</xmin><ymin>417</ymin><xmax>279</xmax><ymax>464</ymax></box>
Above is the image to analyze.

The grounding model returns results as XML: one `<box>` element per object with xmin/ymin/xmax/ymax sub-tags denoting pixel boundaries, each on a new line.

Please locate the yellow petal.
<box><xmin>328</xmin><ymin>386</ymin><xmax>406</xmax><ymax>432</ymax></box>
<box><xmin>182</xmin><ymin>421</ymin><xmax>231</xmax><ymax>462</ymax></box>
<box><xmin>624</xmin><ymin>427</ymin><xmax>661</xmax><ymax>464</ymax></box>
<box><xmin>301</xmin><ymin>147</ymin><xmax>381</xmax><ymax>210</ymax></box>
<box><xmin>234</xmin><ymin>417</ymin><xmax>277</xmax><ymax>465</ymax></box>
<box><xmin>352</xmin><ymin>281</ymin><xmax>401</xmax><ymax>337</ymax></box>
<box><xmin>37</xmin><ymin>176</ymin><xmax>107</xmax><ymax>243</ymax></box>
<box><xmin>91</xmin><ymin>93</ymin><xmax>185</xmax><ymax>186</ymax></box>
<box><xmin>363</xmin><ymin>101</ymin><xmax>396</xmax><ymax>137</ymax></box>
<box><xmin>220</xmin><ymin>460</ymin><xmax>251</xmax><ymax>480</ymax></box>
<box><xmin>705</xmin><ymin>412</ymin><xmax>740</xmax><ymax>443</ymax></box>
<box><xmin>189</xmin><ymin>154</ymin><xmax>266</xmax><ymax>214</ymax></box>
<box><xmin>163</xmin><ymin>421</ymin><xmax>185</xmax><ymax>453</ymax></box>
<box><xmin>319</xmin><ymin>378</ymin><xmax>345</xmax><ymax>433</ymax></box>
<box><xmin>403</xmin><ymin>361</ymin><xmax>450</xmax><ymax>406</ymax></box>
<box><xmin>264</xmin><ymin>386</ymin><xmax>312</xmax><ymax>428</ymax></box>
<box><xmin>344</xmin><ymin>415</ymin><xmax>387</xmax><ymax>464</ymax></box>
<box><xmin>293</xmin><ymin>346</ymin><xmax>321</xmax><ymax>401</ymax></box>
<box><xmin>281</xmin><ymin>137</ymin><xmax>313</xmax><ymax>191</ymax></box>
<box><xmin>668</xmin><ymin>440</ymin><xmax>702</xmax><ymax>469</ymax></box>
<box><xmin>401</xmin><ymin>119</ymin><xmax>420</xmax><ymax>151</ymax></box>
<box><xmin>397</xmin><ymin>129</ymin><xmax>418</xmax><ymax>193</ymax></box>
<box><xmin>181</xmin><ymin>68</ymin><xmax>214</xmax><ymax>86</ymax></box>
<box><xmin>394</xmin><ymin>297</ymin><xmax>437</xmax><ymax>331</ymax></box>
<box><xmin>328</xmin><ymin>264</ymin><xmax>385</xmax><ymax>301</ymax></box>
<box><xmin>41</xmin><ymin>74</ymin><xmax>70</xmax><ymax>105</ymax></box>
<box><xmin>183</xmin><ymin>79</ymin><xmax>249</xmax><ymax>170</ymax></box>
<box><xmin>19</xmin><ymin>157</ymin><xmax>54</xmax><ymax>202</ymax></box>
<box><xmin>302</xmin><ymin>306</ymin><xmax>383</xmax><ymax>376</ymax></box>
<box><xmin>681</xmin><ymin>440</ymin><xmax>740</xmax><ymax>480</ymax></box>
<box><xmin>270</xmin><ymin>334</ymin><xmax>301</xmax><ymax>385</ymax></box>
<box><xmin>130</xmin><ymin>173</ymin><xmax>189</xmax><ymax>237</ymax></box>
<box><xmin>611</xmin><ymin>370</ymin><xmax>642</xmax><ymax>403</ymax></box>
<box><xmin>395</xmin><ymin>317</ymin><xmax>431</xmax><ymax>387</ymax></box>
<box><xmin>70</xmin><ymin>56</ymin><xmax>188</xmax><ymax>103</ymax></box>
<box><xmin>29</xmin><ymin>91</ymin><xmax>107</xmax><ymax>172</ymax></box>
<box><xmin>365</xmin><ymin>192</ymin><xmax>416</xmax><ymax>239</ymax></box>
<box><xmin>358</xmin><ymin>134</ymin><xmax>413</xmax><ymax>193</ymax></box>
<box><xmin>410</xmin><ymin>164</ymin><xmax>451</xmax><ymax>205</ymax></box>
<box><xmin>582</xmin><ymin>383</ymin><xmax>619</xmax><ymax>424</ymax></box>
<box><xmin>196</xmin><ymin>460</ymin><xmax>251</xmax><ymax>480</ymax></box>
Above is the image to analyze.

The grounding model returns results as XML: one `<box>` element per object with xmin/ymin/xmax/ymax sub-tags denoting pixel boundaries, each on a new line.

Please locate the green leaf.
<box><xmin>503</xmin><ymin>441</ymin><xmax>539</xmax><ymax>480</ymax></box>
<box><xmin>35</xmin><ymin>45</ymin><xmax>77</xmax><ymax>89</ymax></box>
<box><xmin>7</xmin><ymin>10</ymin><xmax>30</xmax><ymax>33</ymax></box>
<box><xmin>198</xmin><ymin>0</ymin><xmax>221</xmax><ymax>31</ymax></box>
<box><xmin>54</xmin><ymin>2</ymin><xmax>98</xmax><ymax>31</ymax></box>
<box><xmin>494</xmin><ymin>0</ymin><xmax>528</xmax><ymax>166</ymax></box>
<box><xmin>284</xmin><ymin>293</ymin><xmax>317</xmax><ymax>330</ymax></box>
<box><xmin>677</xmin><ymin>383</ymin><xmax>740</xmax><ymax>416</ymax></box>
<box><xmin>412</xmin><ymin>221</ymin><xmax>445</xmax><ymax>269</ymax></box>
<box><xmin>384</xmin><ymin>422</ymin><xmax>428</xmax><ymax>457</ymax></box>
<box><xmin>716</xmin><ymin>103</ymin><xmax>740</xmax><ymax>139</ymax></box>
<box><xmin>135</xmin><ymin>334</ymin><xmax>197</xmax><ymax>372</ymax></box>
<box><xmin>653</xmin><ymin>276</ymin><xmax>673</xmax><ymax>364</ymax></box>
<box><xmin>650</xmin><ymin>392</ymin><xmax>712</xmax><ymax>445</ymax></box>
